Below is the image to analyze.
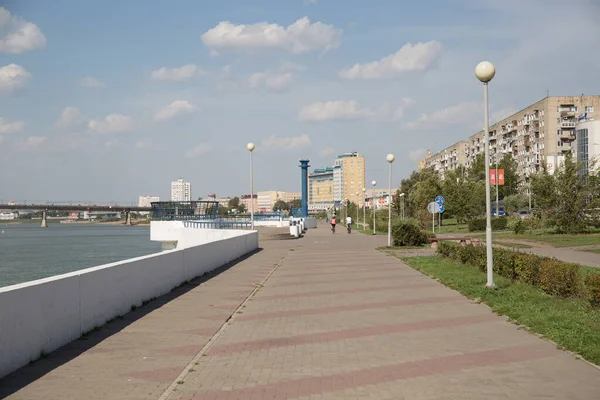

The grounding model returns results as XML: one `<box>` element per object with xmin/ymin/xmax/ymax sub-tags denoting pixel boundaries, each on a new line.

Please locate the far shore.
<box><xmin>1</xmin><ymin>219</ymin><xmax>150</xmax><ymax>226</ymax></box>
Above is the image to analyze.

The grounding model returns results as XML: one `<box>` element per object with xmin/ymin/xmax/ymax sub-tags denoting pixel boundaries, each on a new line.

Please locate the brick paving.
<box><xmin>2</xmin><ymin>226</ymin><xmax>600</xmax><ymax>399</ymax></box>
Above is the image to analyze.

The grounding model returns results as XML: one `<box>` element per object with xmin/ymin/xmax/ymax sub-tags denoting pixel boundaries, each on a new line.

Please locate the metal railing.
<box><xmin>183</xmin><ymin>221</ymin><xmax>251</xmax><ymax>230</ymax></box>
<box><xmin>150</xmin><ymin>201</ymin><xmax>219</xmax><ymax>221</ymax></box>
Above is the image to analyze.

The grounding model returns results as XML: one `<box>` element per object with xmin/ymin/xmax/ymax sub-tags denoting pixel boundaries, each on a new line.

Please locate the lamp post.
<box><xmin>399</xmin><ymin>192</ymin><xmax>405</xmax><ymax>220</ymax></box>
<box><xmin>355</xmin><ymin>191</ymin><xmax>359</xmax><ymax>229</ymax></box>
<box><xmin>362</xmin><ymin>187</ymin><xmax>366</xmax><ymax>230</ymax></box>
<box><xmin>371</xmin><ymin>180</ymin><xmax>377</xmax><ymax>234</ymax></box>
<box><xmin>386</xmin><ymin>154</ymin><xmax>395</xmax><ymax>247</ymax></box>
<box><xmin>246</xmin><ymin>143</ymin><xmax>256</xmax><ymax>230</ymax></box>
<box><xmin>475</xmin><ymin>61</ymin><xmax>496</xmax><ymax>288</ymax></box>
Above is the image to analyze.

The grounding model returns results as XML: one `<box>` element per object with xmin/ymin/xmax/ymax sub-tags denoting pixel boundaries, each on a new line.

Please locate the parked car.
<box><xmin>492</xmin><ymin>208</ymin><xmax>505</xmax><ymax>216</ymax></box>
<box><xmin>515</xmin><ymin>210</ymin><xmax>532</xmax><ymax>219</ymax></box>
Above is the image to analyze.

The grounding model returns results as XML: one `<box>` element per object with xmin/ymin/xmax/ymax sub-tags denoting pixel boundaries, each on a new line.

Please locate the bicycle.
<box><xmin>331</xmin><ymin>224</ymin><xmax>336</xmax><ymax>234</ymax></box>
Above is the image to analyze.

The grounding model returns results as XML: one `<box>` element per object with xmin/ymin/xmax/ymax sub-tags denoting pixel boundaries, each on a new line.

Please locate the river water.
<box><xmin>0</xmin><ymin>223</ymin><xmax>163</xmax><ymax>288</ymax></box>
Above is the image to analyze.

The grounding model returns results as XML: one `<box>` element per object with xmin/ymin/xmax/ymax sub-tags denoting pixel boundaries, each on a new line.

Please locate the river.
<box><xmin>0</xmin><ymin>222</ymin><xmax>163</xmax><ymax>288</ymax></box>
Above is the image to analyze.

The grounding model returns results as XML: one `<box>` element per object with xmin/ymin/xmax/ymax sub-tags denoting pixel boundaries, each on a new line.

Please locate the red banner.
<box><xmin>490</xmin><ymin>169</ymin><xmax>505</xmax><ymax>185</ymax></box>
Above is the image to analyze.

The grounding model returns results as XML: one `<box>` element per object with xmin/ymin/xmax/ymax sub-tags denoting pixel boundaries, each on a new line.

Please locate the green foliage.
<box><xmin>436</xmin><ymin>242</ymin><xmax>592</xmax><ymax>305</ymax></box>
<box><xmin>503</xmin><ymin>194</ymin><xmax>529</xmax><ymax>214</ymax></box>
<box><xmin>467</xmin><ymin>217</ymin><xmax>507</xmax><ymax>232</ymax></box>
<box><xmin>273</xmin><ymin>200</ymin><xmax>289</xmax><ymax>212</ymax></box>
<box><xmin>585</xmin><ymin>273</ymin><xmax>600</xmax><ymax>306</ymax></box>
<box><xmin>391</xmin><ymin>220</ymin><xmax>429</xmax><ymax>247</ymax></box>
<box><xmin>513</xmin><ymin>219</ymin><xmax>525</xmax><ymax>234</ymax></box>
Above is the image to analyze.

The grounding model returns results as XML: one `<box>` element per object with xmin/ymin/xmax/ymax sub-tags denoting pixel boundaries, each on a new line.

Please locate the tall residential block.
<box><xmin>419</xmin><ymin>95</ymin><xmax>600</xmax><ymax>184</ymax></box>
<box><xmin>170</xmin><ymin>179</ymin><xmax>191</xmax><ymax>201</ymax></box>
<box><xmin>308</xmin><ymin>167</ymin><xmax>334</xmax><ymax>211</ymax></box>
<box><xmin>333</xmin><ymin>152</ymin><xmax>366</xmax><ymax>206</ymax></box>
<box><xmin>138</xmin><ymin>196</ymin><xmax>160</xmax><ymax>208</ymax></box>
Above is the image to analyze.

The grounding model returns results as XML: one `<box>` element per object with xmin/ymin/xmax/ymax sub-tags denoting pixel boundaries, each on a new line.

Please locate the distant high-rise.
<box><xmin>170</xmin><ymin>179</ymin><xmax>191</xmax><ymax>201</ymax></box>
<box><xmin>138</xmin><ymin>196</ymin><xmax>160</xmax><ymax>208</ymax></box>
<box><xmin>333</xmin><ymin>152</ymin><xmax>366</xmax><ymax>206</ymax></box>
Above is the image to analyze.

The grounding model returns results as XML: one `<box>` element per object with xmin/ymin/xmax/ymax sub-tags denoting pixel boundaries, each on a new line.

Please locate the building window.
<box><xmin>585</xmin><ymin>106</ymin><xmax>594</xmax><ymax>112</ymax></box>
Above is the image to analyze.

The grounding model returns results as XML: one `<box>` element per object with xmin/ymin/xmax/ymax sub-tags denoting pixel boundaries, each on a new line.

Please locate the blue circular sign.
<box><xmin>439</xmin><ymin>204</ymin><xmax>445</xmax><ymax>213</ymax></box>
<box><xmin>435</xmin><ymin>195</ymin><xmax>445</xmax><ymax>204</ymax></box>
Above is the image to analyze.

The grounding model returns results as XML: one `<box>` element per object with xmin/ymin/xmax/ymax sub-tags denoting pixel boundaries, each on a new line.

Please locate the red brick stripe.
<box><xmin>236</xmin><ymin>296</ymin><xmax>464</xmax><ymax>322</ymax></box>
<box><xmin>184</xmin><ymin>344</ymin><xmax>554</xmax><ymax>399</ymax></box>
<box><xmin>209</xmin><ymin>314</ymin><xmax>499</xmax><ymax>356</ymax></box>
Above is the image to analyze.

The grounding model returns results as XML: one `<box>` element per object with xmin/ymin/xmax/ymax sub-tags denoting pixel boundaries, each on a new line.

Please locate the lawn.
<box><xmin>493</xmin><ymin>241</ymin><xmax>532</xmax><ymax>249</ymax></box>
<box><xmin>583</xmin><ymin>249</ymin><xmax>600</xmax><ymax>255</ymax></box>
<box><xmin>394</xmin><ymin>255</ymin><xmax>600</xmax><ymax>366</ymax></box>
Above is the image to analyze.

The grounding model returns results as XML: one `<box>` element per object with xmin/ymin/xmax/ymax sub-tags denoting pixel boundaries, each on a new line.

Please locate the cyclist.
<box><xmin>330</xmin><ymin>216</ymin><xmax>336</xmax><ymax>233</ymax></box>
<box><xmin>346</xmin><ymin>216</ymin><xmax>352</xmax><ymax>233</ymax></box>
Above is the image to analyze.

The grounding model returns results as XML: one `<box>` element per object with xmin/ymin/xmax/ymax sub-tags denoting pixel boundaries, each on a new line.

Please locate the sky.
<box><xmin>1</xmin><ymin>0</ymin><xmax>599</xmax><ymax>204</ymax></box>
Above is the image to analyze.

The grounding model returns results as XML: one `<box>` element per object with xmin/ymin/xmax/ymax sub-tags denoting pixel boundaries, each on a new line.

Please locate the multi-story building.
<box><xmin>170</xmin><ymin>179</ymin><xmax>191</xmax><ymax>201</ymax></box>
<box><xmin>138</xmin><ymin>196</ymin><xmax>160</xmax><ymax>208</ymax></box>
<box><xmin>256</xmin><ymin>191</ymin><xmax>301</xmax><ymax>212</ymax></box>
<box><xmin>575</xmin><ymin>120</ymin><xmax>600</xmax><ymax>177</ymax></box>
<box><xmin>419</xmin><ymin>96</ymin><xmax>600</xmax><ymax>183</ymax></box>
<box><xmin>308</xmin><ymin>167</ymin><xmax>334</xmax><ymax>211</ymax></box>
<box><xmin>240</xmin><ymin>194</ymin><xmax>258</xmax><ymax>213</ymax></box>
<box><xmin>333</xmin><ymin>152</ymin><xmax>366</xmax><ymax>206</ymax></box>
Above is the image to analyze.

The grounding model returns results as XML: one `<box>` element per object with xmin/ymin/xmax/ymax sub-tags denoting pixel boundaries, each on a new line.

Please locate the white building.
<box><xmin>170</xmin><ymin>179</ymin><xmax>191</xmax><ymax>201</ymax></box>
<box><xmin>0</xmin><ymin>212</ymin><xmax>17</xmax><ymax>220</ymax></box>
<box><xmin>138</xmin><ymin>196</ymin><xmax>160</xmax><ymax>208</ymax></box>
<box><xmin>575</xmin><ymin>120</ymin><xmax>600</xmax><ymax>177</ymax></box>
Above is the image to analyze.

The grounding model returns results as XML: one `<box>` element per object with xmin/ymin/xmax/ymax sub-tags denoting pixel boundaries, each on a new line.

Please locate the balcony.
<box><xmin>560</xmin><ymin>109</ymin><xmax>576</xmax><ymax>117</ymax></box>
<box><xmin>560</xmin><ymin>132</ymin><xmax>576</xmax><ymax>140</ymax></box>
<box><xmin>560</xmin><ymin>121</ymin><xmax>576</xmax><ymax>129</ymax></box>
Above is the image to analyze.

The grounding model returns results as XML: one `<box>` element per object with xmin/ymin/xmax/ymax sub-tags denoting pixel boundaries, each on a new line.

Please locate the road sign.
<box><xmin>435</xmin><ymin>195</ymin><xmax>445</xmax><ymax>204</ymax></box>
<box><xmin>439</xmin><ymin>204</ymin><xmax>445</xmax><ymax>213</ymax></box>
<box><xmin>427</xmin><ymin>202</ymin><xmax>440</xmax><ymax>214</ymax></box>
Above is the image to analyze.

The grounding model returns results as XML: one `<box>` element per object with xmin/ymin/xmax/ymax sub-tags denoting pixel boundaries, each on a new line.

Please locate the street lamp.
<box><xmin>247</xmin><ymin>142</ymin><xmax>256</xmax><ymax>230</ymax></box>
<box><xmin>356</xmin><ymin>191</ymin><xmax>359</xmax><ymax>228</ymax></box>
<box><xmin>371</xmin><ymin>180</ymin><xmax>377</xmax><ymax>234</ymax></box>
<box><xmin>475</xmin><ymin>61</ymin><xmax>496</xmax><ymax>288</ymax></box>
<box><xmin>362</xmin><ymin>187</ymin><xmax>367</xmax><ymax>230</ymax></box>
<box><xmin>386</xmin><ymin>154</ymin><xmax>395</xmax><ymax>247</ymax></box>
<box><xmin>399</xmin><ymin>192</ymin><xmax>405</xmax><ymax>220</ymax></box>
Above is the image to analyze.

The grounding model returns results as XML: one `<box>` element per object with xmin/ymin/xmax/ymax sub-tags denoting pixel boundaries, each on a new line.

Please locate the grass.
<box><xmin>493</xmin><ymin>241</ymin><xmax>532</xmax><ymax>249</ymax></box>
<box><xmin>583</xmin><ymin>249</ymin><xmax>600</xmax><ymax>255</ymax></box>
<box><xmin>395</xmin><ymin>255</ymin><xmax>600</xmax><ymax>366</ymax></box>
<box><xmin>434</xmin><ymin>218</ymin><xmax>470</xmax><ymax>234</ymax></box>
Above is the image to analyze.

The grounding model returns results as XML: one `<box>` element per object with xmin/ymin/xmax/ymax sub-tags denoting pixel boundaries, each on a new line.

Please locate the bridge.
<box><xmin>0</xmin><ymin>204</ymin><xmax>154</xmax><ymax>227</ymax></box>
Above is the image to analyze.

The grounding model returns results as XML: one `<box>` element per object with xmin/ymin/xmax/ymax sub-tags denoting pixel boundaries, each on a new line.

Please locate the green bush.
<box><xmin>467</xmin><ymin>217</ymin><xmax>508</xmax><ymax>232</ymax></box>
<box><xmin>538</xmin><ymin>259</ymin><xmax>580</xmax><ymax>297</ymax></box>
<box><xmin>391</xmin><ymin>220</ymin><xmax>428</xmax><ymax>247</ymax></box>
<box><xmin>585</xmin><ymin>273</ymin><xmax>600</xmax><ymax>306</ymax></box>
<box><xmin>512</xmin><ymin>252</ymin><xmax>540</xmax><ymax>285</ymax></box>
<box><xmin>513</xmin><ymin>220</ymin><xmax>526</xmax><ymax>235</ymax></box>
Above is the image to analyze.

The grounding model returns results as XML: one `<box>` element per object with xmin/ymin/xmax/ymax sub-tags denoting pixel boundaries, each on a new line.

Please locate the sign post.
<box><xmin>434</xmin><ymin>196</ymin><xmax>445</xmax><ymax>232</ymax></box>
<box><xmin>427</xmin><ymin>201</ymin><xmax>440</xmax><ymax>233</ymax></box>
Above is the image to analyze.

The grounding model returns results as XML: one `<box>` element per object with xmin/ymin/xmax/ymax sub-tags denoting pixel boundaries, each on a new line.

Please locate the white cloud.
<box><xmin>186</xmin><ymin>143</ymin><xmax>212</xmax><ymax>158</ymax></box>
<box><xmin>155</xmin><ymin>100</ymin><xmax>197</xmax><ymax>122</ymax></box>
<box><xmin>409</xmin><ymin>148</ymin><xmax>427</xmax><ymax>162</ymax></box>
<box><xmin>249</xmin><ymin>71</ymin><xmax>294</xmax><ymax>91</ymax></box>
<box><xmin>150</xmin><ymin>64</ymin><xmax>206</xmax><ymax>82</ymax></box>
<box><xmin>405</xmin><ymin>102</ymin><xmax>480</xmax><ymax>130</ymax></box>
<box><xmin>299</xmin><ymin>98</ymin><xmax>415</xmax><ymax>122</ymax></box>
<box><xmin>56</xmin><ymin>107</ymin><xmax>87</xmax><ymax>130</ymax></box>
<box><xmin>26</xmin><ymin>136</ymin><xmax>46</xmax><ymax>147</ymax></box>
<box><xmin>88</xmin><ymin>114</ymin><xmax>134</xmax><ymax>134</ymax></box>
<box><xmin>79</xmin><ymin>76</ymin><xmax>106</xmax><ymax>88</ymax></box>
<box><xmin>0</xmin><ymin>117</ymin><xmax>24</xmax><ymax>134</ymax></box>
<box><xmin>201</xmin><ymin>17</ymin><xmax>342</xmax><ymax>55</ymax></box>
<box><xmin>0</xmin><ymin>8</ymin><xmax>46</xmax><ymax>54</ymax></box>
<box><xmin>261</xmin><ymin>134</ymin><xmax>312</xmax><ymax>150</ymax></box>
<box><xmin>0</xmin><ymin>63</ymin><xmax>31</xmax><ymax>92</ymax></box>
<box><xmin>339</xmin><ymin>41</ymin><xmax>442</xmax><ymax>80</ymax></box>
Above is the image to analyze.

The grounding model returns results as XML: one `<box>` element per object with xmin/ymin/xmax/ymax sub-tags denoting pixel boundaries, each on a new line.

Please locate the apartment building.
<box><xmin>256</xmin><ymin>191</ymin><xmax>301</xmax><ymax>212</ymax></box>
<box><xmin>419</xmin><ymin>96</ymin><xmax>600</xmax><ymax>183</ymax></box>
<box><xmin>138</xmin><ymin>196</ymin><xmax>160</xmax><ymax>208</ymax></box>
<box><xmin>308</xmin><ymin>167</ymin><xmax>334</xmax><ymax>211</ymax></box>
<box><xmin>170</xmin><ymin>179</ymin><xmax>191</xmax><ymax>201</ymax></box>
<box><xmin>333</xmin><ymin>152</ymin><xmax>366</xmax><ymax>206</ymax></box>
<box><xmin>240</xmin><ymin>194</ymin><xmax>258</xmax><ymax>213</ymax></box>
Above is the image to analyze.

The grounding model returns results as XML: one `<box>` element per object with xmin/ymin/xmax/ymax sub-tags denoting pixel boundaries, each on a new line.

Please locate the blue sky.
<box><xmin>1</xmin><ymin>0</ymin><xmax>599</xmax><ymax>203</ymax></box>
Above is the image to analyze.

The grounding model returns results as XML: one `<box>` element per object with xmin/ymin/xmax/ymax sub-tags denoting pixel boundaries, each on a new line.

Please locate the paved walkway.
<box><xmin>2</xmin><ymin>227</ymin><xmax>600</xmax><ymax>399</ymax></box>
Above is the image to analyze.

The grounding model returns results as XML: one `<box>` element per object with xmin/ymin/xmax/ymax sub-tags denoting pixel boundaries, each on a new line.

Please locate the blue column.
<box><xmin>299</xmin><ymin>159</ymin><xmax>310</xmax><ymax>217</ymax></box>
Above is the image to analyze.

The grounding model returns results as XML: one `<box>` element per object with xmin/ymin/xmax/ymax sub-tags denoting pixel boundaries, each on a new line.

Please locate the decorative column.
<box><xmin>299</xmin><ymin>159</ymin><xmax>310</xmax><ymax>217</ymax></box>
<box><xmin>41</xmin><ymin>210</ymin><xmax>48</xmax><ymax>228</ymax></box>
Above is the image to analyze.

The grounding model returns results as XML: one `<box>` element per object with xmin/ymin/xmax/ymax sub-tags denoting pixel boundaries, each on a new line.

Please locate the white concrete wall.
<box><xmin>0</xmin><ymin>226</ymin><xmax>258</xmax><ymax>379</ymax></box>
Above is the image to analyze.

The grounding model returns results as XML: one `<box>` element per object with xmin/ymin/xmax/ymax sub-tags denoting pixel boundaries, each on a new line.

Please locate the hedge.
<box><xmin>467</xmin><ymin>217</ymin><xmax>508</xmax><ymax>232</ymax></box>
<box><xmin>436</xmin><ymin>241</ymin><xmax>600</xmax><ymax>307</ymax></box>
<box><xmin>391</xmin><ymin>220</ymin><xmax>432</xmax><ymax>247</ymax></box>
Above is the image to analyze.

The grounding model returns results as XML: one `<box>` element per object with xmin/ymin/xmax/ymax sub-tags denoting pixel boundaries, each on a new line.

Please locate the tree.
<box><xmin>391</xmin><ymin>190</ymin><xmax>403</xmax><ymax>217</ymax></box>
<box><xmin>287</xmin><ymin>199</ymin><xmax>302</xmax><ymax>210</ymax></box>
<box><xmin>531</xmin><ymin>163</ymin><xmax>557</xmax><ymax>213</ymax></box>
<box><xmin>237</xmin><ymin>203</ymin><xmax>247</xmax><ymax>213</ymax></box>
<box><xmin>468</xmin><ymin>153</ymin><xmax>486</xmax><ymax>182</ymax></box>
<box><xmin>497</xmin><ymin>154</ymin><xmax>519</xmax><ymax>198</ymax></box>
<box><xmin>273</xmin><ymin>200</ymin><xmax>289</xmax><ymax>212</ymax></box>
<box><xmin>228</xmin><ymin>197</ymin><xmax>240</xmax><ymax>209</ymax></box>
<box><xmin>552</xmin><ymin>153</ymin><xmax>589</xmax><ymax>233</ymax></box>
